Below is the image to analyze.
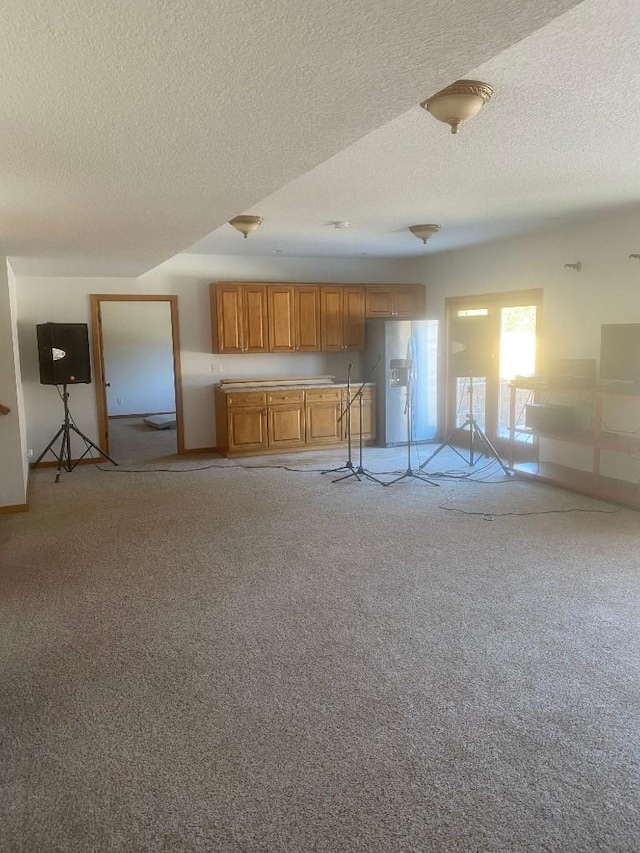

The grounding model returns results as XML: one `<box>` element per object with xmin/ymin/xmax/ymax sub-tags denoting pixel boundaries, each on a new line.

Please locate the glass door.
<box><xmin>446</xmin><ymin>290</ymin><xmax>542</xmax><ymax>453</ymax></box>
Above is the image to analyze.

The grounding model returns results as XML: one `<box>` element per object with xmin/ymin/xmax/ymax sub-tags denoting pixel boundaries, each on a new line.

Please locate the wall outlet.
<box><xmin>27</xmin><ymin>448</ymin><xmax>33</xmax><ymax>458</ymax></box>
<box><xmin>211</xmin><ymin>361</ymin><xmax>222</xmax><ymax>374</ymax></box>
<box><xmin>117</xmin><ymin>397</ymin><xmax>123</xmax><ymax>405</ymax></box>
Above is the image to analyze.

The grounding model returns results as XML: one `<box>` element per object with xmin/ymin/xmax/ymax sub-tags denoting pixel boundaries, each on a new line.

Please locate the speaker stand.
<box><xmin>34</xmin><ymin>385</ymin><xmax>118</xmax><ymax>482</ymax></box>
<box><xmin>419</xmin><ymin>377</ymin><xmax>511</xmax><ymax>476</ymax></box>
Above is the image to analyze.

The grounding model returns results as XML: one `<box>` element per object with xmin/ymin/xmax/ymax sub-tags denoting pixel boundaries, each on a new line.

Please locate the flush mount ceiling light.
<box><xmin>408</xmin><ymin>224</ymin><xmax>441</xmax><ymax>244</ymax></box>
<box><xmin>421</xmin><ymin>80</ymin><xmax>493</xmax><ymax>135</ymax></box>
<box><xmin>228</xmin><ymin>215</ymin><xmax>263</xmax><ymax>238</ymax></box>
<box><xmin>328</xmin><ymin>220</ymin><xmax>350</xmax><ymax>229</ymax></box>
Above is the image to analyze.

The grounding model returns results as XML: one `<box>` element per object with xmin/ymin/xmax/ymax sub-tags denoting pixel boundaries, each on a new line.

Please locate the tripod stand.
<box><xmin>384</xmin><ymin>362</ymin><xmax>439</xmax><ymax>487</ymax></box>
<box><xmin>34</xmin><ymin>384</ymin><xmax>118</xmax><ymax>482</ymax></box>
<box><xmin>418</xmin><ymin>376</ymin><xmax>511</xmax><ymax>475</ymax></box>
<box><xmin>321</xmin><ymin>362</ymin><xmax>356</xmax><ymax>477</ymax></box>
<box><xmin>331</xmin><ymin>385</ymin><xmax>385</xmax><ymax>485</ymax></box>
<box><xmin>322</xmin><ymin>358</ymin><xmax>384</xmax><ymax>484</ymax></box>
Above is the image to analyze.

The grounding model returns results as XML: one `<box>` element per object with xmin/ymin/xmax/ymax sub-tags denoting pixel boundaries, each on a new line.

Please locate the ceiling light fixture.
<box><xmin>421</xmin><ymin>80</ymin><xmax>493</xmax><ymax>135</ymax></box>
<box><xmin>329</xmin><ymin>220</ymin><xmax>350</xmax><ymax>229</ymax></box>
<box><xmin>408</xmin><ymin>224</ymin><xmax>441</xmax><ymax>244</ymax></box>
<box><xmin>228</xmin><ymin>215</ymin><xmax>263</xmax><ymax>238</ymax></box>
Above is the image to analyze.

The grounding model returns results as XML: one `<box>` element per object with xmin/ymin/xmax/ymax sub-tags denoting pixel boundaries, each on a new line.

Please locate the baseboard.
<box><xmin>179</xmin><ymin>446</ymin><xmax>218</xmax><ymax>455</ymax></box>
<box><xmin>0</xmin><ymin>501</ymin><xmax>29</xmax><ymax>514</ymax></box>
<box><xmin>0</xmin><ymin>468</ymin><xmax>31</xmax><ymax>514</ymax></box>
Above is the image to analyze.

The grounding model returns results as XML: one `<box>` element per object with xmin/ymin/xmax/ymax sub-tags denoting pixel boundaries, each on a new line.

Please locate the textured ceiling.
<box><xmin>1</xmin><ymin>0</ymin><xmax>584</xmax><ymax>276</ymax></box>
<box><xmin>188</xmin><ymin>0</ymin><xmax>640</xmax><ymax>260</ymax></box>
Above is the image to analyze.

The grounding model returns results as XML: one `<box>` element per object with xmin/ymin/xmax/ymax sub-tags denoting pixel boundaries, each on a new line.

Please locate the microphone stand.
<box><xmin>328</xmin><ymin>357</ymin><xmax>385</xmax><ymax>485</ymax></box>
<box><xmin>321</xmin><ymin>362</ymin><xmax>355</xmax><ymax>475</ymax></box>
<box><xmin>384</xmin><ymin>363</ymin><xmax>439</xmax><ymax>487</ymax></box>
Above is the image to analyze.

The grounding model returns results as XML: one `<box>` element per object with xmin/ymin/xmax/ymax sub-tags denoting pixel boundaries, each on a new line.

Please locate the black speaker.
<box><xmin>36</xmin><ymin>323</ymin><xmax>92</xmax><ymax>385</ymax></box>
<box><xmin>449</xmin><ymin>314</ymin><xmax>492</xmax><ymax>377</ymax></box>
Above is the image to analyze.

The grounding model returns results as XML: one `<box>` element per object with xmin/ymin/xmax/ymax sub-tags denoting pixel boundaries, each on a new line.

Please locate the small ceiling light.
<box><xmin>409</xmin><ymin>224</ymin><xmax>441</xmax><ymax>244</ymax></box>
<box><xmin>228</xmin><ymin>215</ymin><xmax>263</xmax><ymax>238</ymax></box>
<box><xmin>329</xmin><ymin>220</ymin><xmax>350</xmax><ymax>229</ymax></box>
<box><xmin>421</xmin><ymin>80</ymin><xmax>493</xmax><ymax>135</ymax></box>
<box><xmin>629</xmin><ymin>254</ymin><xmax>640</xmax><ymax>260</ymax></box>
<box><xmin>564</xmin><ymin>262</ymin><xmax>582</xmax><ymax>272</ymax></box>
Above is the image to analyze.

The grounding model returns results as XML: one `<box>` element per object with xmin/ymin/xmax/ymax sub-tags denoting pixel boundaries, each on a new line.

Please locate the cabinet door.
<box><xmin>320</xmin><ymin>287</ymin><xmax>343</xmax><ymax>351</ymax></box>
<box><xmin>342</xmin><ymin>287</ymin><xmax>365</xmax><ymax>351</ymax></box>
<box><xmin>365</xmin><ymin>287</ymin><xmax>394</xmax><ymax>318</ymax></box>
<box><xmin>227</xmin><ymin>407</ymin><xmax>268</xmax><ymax>453</ymax></box>
<box><xmin>343</xmin><ymin>388</ymin><xmax>376</xmax><ymax>440</ymax></box>
<box><xmin>268</xmin><ymin>403</ymin><xmax>306</xmax><ymax>448</ymax></box>
<box><xmin>306</xmin><ymin>401</ymin><xmax>342</xmax><ymax>444</ymax></box>
<box><xmin>244</xmin><ymin>285</ymin><xmax>269</xmax><ymax>352</ymax></box>
<box><xmin>295</xmin><ymin>286</ymin><xmax>321</xmax><ymax>351</ymax></box>
<box><xmin>268</xmin><ymin>286</ymin><xmax>296</xmax><ymax>352</ymax></box>
<box><xmin>214</xmin><ymin>284</ymin><xmax>245</xmax><ymax>353</ymax></box>
<box><xmin>393</xmin><ymin>285</ymin><xmax>425</xmax><ymax>319</ymax></box>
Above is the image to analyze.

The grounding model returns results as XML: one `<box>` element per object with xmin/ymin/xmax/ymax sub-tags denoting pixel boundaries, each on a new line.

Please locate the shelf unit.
<box><xmin>508</xmin><ymin>381</ymin><xmax>640</xmax><ymax>509</ymax></box>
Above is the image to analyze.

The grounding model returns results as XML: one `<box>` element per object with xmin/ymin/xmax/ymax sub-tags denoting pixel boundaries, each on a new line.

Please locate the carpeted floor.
<box><xmin>107</xmin><ymin>416</ymin><xmax>177</xmax><ymax>464</ymax></box>
<box><xmin>1</xmin><ymin>446</ymin><xmax>639</xmax><ymax>852</ymax></box>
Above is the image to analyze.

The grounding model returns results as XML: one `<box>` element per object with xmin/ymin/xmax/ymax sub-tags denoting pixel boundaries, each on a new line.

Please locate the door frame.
<box><xmin>90</xmin><ymin>294</ymin><xmax>185</xmax><ymax>455</ymax></box>
<box><xmin>444</xmin><ymin>289</ymin><xmax>543</xmax><ymax>443</ymax></box>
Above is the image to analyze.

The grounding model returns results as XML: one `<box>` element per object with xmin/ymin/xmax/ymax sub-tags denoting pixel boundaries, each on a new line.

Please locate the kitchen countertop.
<box><xmin>216</xmin><ymin>381</ymin><xmax>375</xmax><ymax>391</ymax></box>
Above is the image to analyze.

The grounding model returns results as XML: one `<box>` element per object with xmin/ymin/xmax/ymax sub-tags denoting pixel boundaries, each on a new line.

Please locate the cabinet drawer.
<box><xmin>345</xmin><ymin>387</ymin><xmax>374</xmax><ymax>402</ymax></box>
<box><xmin>266</xmin><ymin>390</ymin><xmax>305</xmax><ymax>405</ymax></box>
<box><xmin>226</xmin><ymin>391</ymin><xmax>267</xmax><ymax>407</ymax></box>
<box><xmin>305</xmin><ymin>388</ymin><xmax>342</xmax><ymax>402</ymax></box>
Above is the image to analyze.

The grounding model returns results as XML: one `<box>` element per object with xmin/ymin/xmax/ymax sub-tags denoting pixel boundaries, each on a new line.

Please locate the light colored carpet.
<box><xmin>1</xmin><ymin>447</ymin><xmax>639</xmax><ymax>852</ymax></box>
<box><xmin>108</xmin><ymin>415</ymin><xmax>177</xmax><ymax>464</ymax></box>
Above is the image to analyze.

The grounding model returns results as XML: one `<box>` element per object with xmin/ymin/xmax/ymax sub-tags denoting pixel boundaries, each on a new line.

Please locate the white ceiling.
<box><xmin>1</xmin><ymin>0</ymin><xmax>585</xmax><ymax>276</ymax></box>
<box><xmin>188</xmin><ymin>0</ymin><xmax>640</xmax><ymax>260</ymax></box>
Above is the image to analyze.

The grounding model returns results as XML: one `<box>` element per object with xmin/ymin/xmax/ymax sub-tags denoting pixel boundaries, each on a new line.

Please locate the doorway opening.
<box><xmin>90</xmin><ymin>295</ymin><xmax>184</xmax><ymax>462</ymax></box>
<box><xmin>445</xmin><ymin>289</ymin><xmax>542</xmax><ymax>457</ymax></box>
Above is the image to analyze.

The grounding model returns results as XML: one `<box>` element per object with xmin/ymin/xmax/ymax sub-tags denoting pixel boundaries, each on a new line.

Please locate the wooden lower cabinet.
<box><xmin>343</xmin><ymin>387</ymin><xmax>375</xmax><ymax>441</ymax></box>
<box><xmin>305</xmin><ymin>387</ymin><xmax>342</xmax><ymax>445</ymax></box>
<box><xmin>227</xmin><ymin>407</ymin><xmax>268</xmax><ymax>453</ymax></box>
<box><xmin>266</xmin><ymin>390</ymin><xmax>306</xmax><ymax>448</ymax></box>
<box><xmin>216</xmin><ymin>385</ymin><xmax>375</xmax><ymax>457</ymax></box>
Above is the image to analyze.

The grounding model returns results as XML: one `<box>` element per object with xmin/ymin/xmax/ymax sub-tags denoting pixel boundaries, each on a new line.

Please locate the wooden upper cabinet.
<box><xmin>268</xmin><ymin>285</ymin><xmax>321</xmax><ymax>352</ymax></box>
<box><xmin>295</xmin><ymin>286</ymin><xmax>321</xmax><ymax>351</ymax></box>
<box><xmin>320</xmin><ymin>287</ymin><xmax>343</xmax><ymax>351</ymax></box>
<box><xmin>342</xmin><ymin>287</ymin><xmax>365</xmax><ymax>350</ymax></box>
<box><xmin>268</xmin><ymin>286</ymin><xmax>296</xmax><ymax>352</ymax></box>
<box><xmin>212</xmin><ymin>282</ymin><xmax>364</xmax><ymax>353</ymax></box>
<box><xmin>211</xmin><ymin>283</ymin><xmax>268</xmax><ymax>353</ymax></box>
<box><xmin>213</xmin><ymin>284</ymin><xmax>244</xmax><ymax>353</ymax></box>
<box><xmin>320</xmin><ymin>286</ymin><xmax>365</xmax><ymax>351</ymax></box>
<box><xmin>365</xmin><ymin>285</ymin><xmax>425</xmax><ymax>319</ymax></box>
<box><xmin>242</xmin><ymin>285</ymin><xmax>269</xmax><ymax>352</ymax></box>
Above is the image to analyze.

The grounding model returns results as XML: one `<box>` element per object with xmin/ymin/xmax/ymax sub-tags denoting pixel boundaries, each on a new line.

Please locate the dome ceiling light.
<box><xmin>408</xmin><ymin>224</ymin><xmax>441</xmax><ymax>244</ymax></box>
<box><xmin>421</xmin><ymin>80</ymin><xmax>493</xmax><ymax>135</ymax></box>
<box><xmin>228</xmin><ymin>215</ymin><xmax>263</xmax><ymax>238</ymax></box>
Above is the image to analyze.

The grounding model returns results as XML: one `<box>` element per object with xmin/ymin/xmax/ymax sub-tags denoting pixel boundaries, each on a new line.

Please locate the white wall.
<box><xmin>0</xmin><ymin>261</ymin><xmax>28</xmax><ymax>507</ymax></box>
<box><xmin>16</xmin><ymin>254</ymin><xmax>421</xmax><ymax>455</ymax></box>
<box><xmin>419</xmin><ymin>209</ymin><xmax>640</xmax><ymax>356</ymax></box>
<box><xmin>419</xmin><ymin>207</ymin><xmax>640</xmax><ymax>482</ymax></box>
<box><xmin>101</xmin><ymin>301</ymin><xmax>175</xmax><ymax>416</ymax></box>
